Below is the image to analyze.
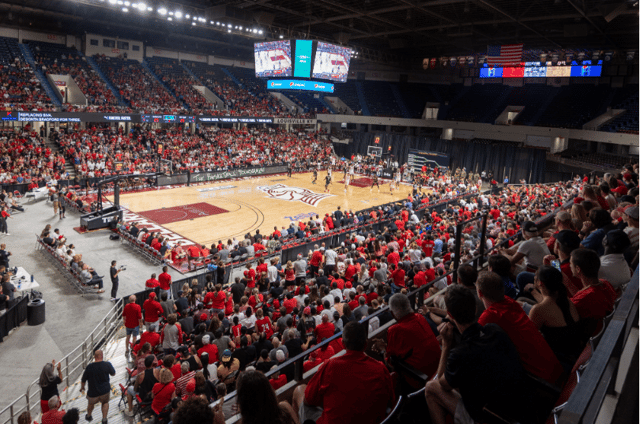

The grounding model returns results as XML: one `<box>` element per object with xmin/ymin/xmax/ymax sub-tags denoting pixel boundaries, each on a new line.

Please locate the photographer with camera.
<box><xmin>110</xmin><ymin>261</ymin><xmax>125</xmax><ymax>301</ymax></box>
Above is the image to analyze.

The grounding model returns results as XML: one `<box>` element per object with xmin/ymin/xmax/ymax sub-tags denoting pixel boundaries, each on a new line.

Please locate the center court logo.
<box><xmin>256</xmin><ymin>184</ymin><xmax>334</xmax><ymax>207</ymax></box>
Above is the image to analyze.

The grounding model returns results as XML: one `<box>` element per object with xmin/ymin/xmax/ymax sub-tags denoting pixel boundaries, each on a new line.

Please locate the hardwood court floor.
<box><xmin>114</xmin><ymin>171</ymin><xmax>413</xmax><ymax>246</ymax></box>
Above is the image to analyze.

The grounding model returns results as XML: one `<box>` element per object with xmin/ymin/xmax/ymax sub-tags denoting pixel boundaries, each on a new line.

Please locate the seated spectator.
<box><xmin>237</xmin><ymin>370</ymin><xmax>297</xmax><ymax>423</ymax></box>
<box><xmin>151</xmin><ymin>368</ymin><xmax>176</xmax><ymax>416</ymax></box>
<box><xmin>598</xmin><ymin>230</ymin><xmax>632</xmax><ymax>290</ymax></box>
<box><xmin>372</xmin><ymin>293</ymin><xmax>441</xmax><ymax>379</ymax></box>
<box><xmin>570</xmin><ymin>248</ymin><xmax>617</xmax><ymax>322</ymax></box>
<box><xmin>527</xmin><ymin>266</ymin><xmax>585</xmax><ymax>371</ymax></box>
<box><xmin>501</xmin><ymin>221</ymin><xmax>550</xmax><ymax>292</ymax></box>
<box><xmin>292</xmin><ymin>321</ymin><xmax>395</xmax><ymax>424</ymax></box>
<box><xmin>477</xmin><ymin>271</ymin><xmax>564</xmax><ymax>385</ymax></box>
<box><xmin>172</xmin><ymin>396</ymin><xmax>224</xmax><ymax>424</ymax></box>
<box><xmin>217</xmin><ymin>350</ymin><xmax>240</xmax><ymax>387</ymax></box>
<box><xmin>579</xmin><ymin>209</ymin><xmax>616</xmax><ymax>256</ymax></box>
<box><xmin>425</xmin><ymin>285</ymin><xmax>527</xmax><ymax>424</ymax></box>
<box><xmin>41</xmin><ymin>396</ymin><xmax>65</xmax><ymax>424</ymax></box>
<box><xmin>487</xmin><ymin>254</ymin><xmax>519</xmax><ymax>299</ymax></box>
<box><xmin>124</xmin><ymin>355</ymin><xmax>158</xmax><ymax>416</ymax></box>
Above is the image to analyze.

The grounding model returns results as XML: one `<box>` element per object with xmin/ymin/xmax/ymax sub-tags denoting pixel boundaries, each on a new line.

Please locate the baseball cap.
<box><xmin>522</xmin><ymin>221</ymin><xmax>539</xmax><ymax>234</ymax></box>
<box><xmin>345</xmin><ymin>282</ymin><xmax>352</xmax><ymax>288</ymax></box>
<box><xmin>200</xmin><ymin>313</ymin><xmax>208</xmax><ymax>321</ymax></box>
<box><xmin>222</xmin><ymin>349</ymin><xmax>232</xmax><ymax>360</ymax></box>
<box><xmin>185</xmin><ymin>379</ymin><xmax>196</xmax><ymax>393</ymax></box>
<box><xmin>303</xmin><ymin>307</ymin><xmax>311</xmax><ymax>315</ymax></box>
<box><xmin>624</xmin><ymin>205</ymin><xmax>639</xmax><ymax>221</ymax></box>
<box><xmin>148</xmin><ymin>292</ymin><xmax>156</xmax><ymax>298</ymax></box>
<box><xmin>555</xmin><ymin>230</ymin><xmax>581</xmax><ymax>251</ymax></box>
<box><xmin>177</xmin><ymin>290</ymin><xmax>183</xmax><ymax>296</ymax></box>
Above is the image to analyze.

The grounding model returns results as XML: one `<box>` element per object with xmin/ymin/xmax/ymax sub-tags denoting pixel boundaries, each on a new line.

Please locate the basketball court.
<box><xmin>111</xmin><ymin>171</ymin><xmax>413</xmax><ymax>247</ymax></box>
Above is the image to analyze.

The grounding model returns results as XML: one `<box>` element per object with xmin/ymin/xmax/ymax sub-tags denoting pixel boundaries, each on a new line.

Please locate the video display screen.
<box><xmin>254</xmin><ymin>40</ymin><xmax>292</xmax><ymax>78</ymax></box>
<box><xmin>480</xmin><ymin>65</ymin><xmax>601</xmax><ymax>78</ymax></box>
<box><xmin>312</xmin><ymin>42</ymin><xmax>351</xmax><ymax>83</ymax></box>
<box><xmin>293</xmin><ymin>40</ymin><xmax>313</xmax><ymax>79</ymax></box>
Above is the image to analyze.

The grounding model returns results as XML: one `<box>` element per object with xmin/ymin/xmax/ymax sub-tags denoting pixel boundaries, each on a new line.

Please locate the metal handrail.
<box><xmin>0</xmin><ymin>299</ymin><xmax>124</xmax><ymax>424</ymax></box>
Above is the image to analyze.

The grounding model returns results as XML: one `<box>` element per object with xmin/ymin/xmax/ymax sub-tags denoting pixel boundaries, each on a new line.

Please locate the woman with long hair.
<box><xmin>528</xmin><ymin>266</ymin><xmax>585</xmax><ymax>371</ymax></box>
<box><xmin>39</xmin><ymin>360</ymin><xmax>63</xmax><ymax>413</ymax></box>
<box><xmin>236</xmin><ymin>370</ymin><xmax>298</xmax><ymax>424</ymax></box>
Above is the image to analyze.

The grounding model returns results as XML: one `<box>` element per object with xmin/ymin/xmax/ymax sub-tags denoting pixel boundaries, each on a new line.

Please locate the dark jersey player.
<box><xmin>370</xmin><ymin>174</ymin><xmax>380</xmax><ymax>192</ymax></box>
<box><xmin>312</xmin><ymin>170</ymin><xmax>318</xmax><ymax>184</ymax></box>
<box><xmin>324</xmin><ymin>174</ymin><xmax>332</xmax><ymax>193</ymax></box>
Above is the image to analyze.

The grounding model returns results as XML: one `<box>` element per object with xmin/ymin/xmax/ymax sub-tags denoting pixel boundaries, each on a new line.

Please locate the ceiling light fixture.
<box><xmin>158</xmin><ymin>7</ymin><xmax>167</xmax><ymax>15</ymax></box>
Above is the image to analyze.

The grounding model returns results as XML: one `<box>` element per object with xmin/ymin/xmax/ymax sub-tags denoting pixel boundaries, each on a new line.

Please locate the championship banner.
<box><xmin>273</xmin><ymin>118</ymin><xmax>317</xmax><ymax>125</ymax></box>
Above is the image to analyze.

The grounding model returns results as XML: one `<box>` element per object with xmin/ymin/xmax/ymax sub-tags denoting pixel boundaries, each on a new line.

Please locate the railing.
<box><xmin>557</xmin><ymin>267</ymin><xmax>639</xmax><ymax>424</ymax></box>
<box><xmin>0</xmin><ymin>299</ymin><xmax>124</xmax><ymax>424</ymax></box>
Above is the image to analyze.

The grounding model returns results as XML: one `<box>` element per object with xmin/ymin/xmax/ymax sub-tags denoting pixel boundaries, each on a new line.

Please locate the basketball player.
<box><xmin>288</xmin><ymin>163</ymin><xmax>292</xmax><ymax>178</ymax></box>
<box><xmin>344</xmin><ymin>171</ymin><xmax>350</xmax><ymax>192</ymax></box>
<box><xmin>370</xmin><ymin>174</ymin><xmax>380</xmax><ymax>193</ymax></box>
<box><xmin>324</xmin><ymin>173</ymin><xmax>332</xmax><ymax>193</ymax></box>
<box><xmin>312</xmin><ymin>169</ymin><xmax>318</xmax><ymax>184</ymax></box>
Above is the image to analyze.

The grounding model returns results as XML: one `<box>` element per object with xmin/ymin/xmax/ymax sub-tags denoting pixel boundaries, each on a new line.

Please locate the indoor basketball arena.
<box><xmin>0</xmin><ymin>1</ymin><xmax>637</xmax><ymax>424</ymax></box>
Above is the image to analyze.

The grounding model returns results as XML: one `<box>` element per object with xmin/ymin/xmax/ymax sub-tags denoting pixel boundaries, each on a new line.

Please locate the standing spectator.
<box><xmin>143</xmin><ymin>292</ymin><xmax>163</xmax><ymax>332</ymax></box>
<box><xmin>294</xmin><ymin>254</ymin><xmax>307</xmax><ymax>284</ymax></box>
<box><xmin>159</xmin><ymin>266</ymin><xmax>172</xmax><ymax>299</ymax></box>
<box><xmin>598</xmin><ymin>230</ymin><xmax>632</xmax><ymax>290</ymax></box>
<box><xmin>39</xmin><ymin>360</ymin><xmax>63</xmax><ymax>413</ymax></box>
<box><xmin>0</xmin><ymin>244</ymin><xmax>11</xmax><ymax>269</ymax></box>
<box><xmin>109</xmin><ymin>260</ymin><xmax>122</xmax><ymax>302</ymax></box>
<box><xmin>80</xmin><ymin>350</ymin><xmax>116</xmax><ymax>424</ymax></box>
<box><xmin>161</xmin><ymin>314</ymin><xmax>183</xmax><ymax>356</ymax></box>
<box><xmin>122</xmin><ymin>295</ymin><xmax>142</xmax><ymax>356</ymax></box>
<box><xmin>292</xmin><ymin>321</ymin><xmax>395</xmax><ymax>424</ymax></box>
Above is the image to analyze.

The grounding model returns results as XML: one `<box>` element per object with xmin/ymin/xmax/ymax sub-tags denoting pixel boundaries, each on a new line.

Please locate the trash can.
<box><xmin>27</xmin><ymin>299</ymin><xmax>45</xmax><ymax>326</ymax></box>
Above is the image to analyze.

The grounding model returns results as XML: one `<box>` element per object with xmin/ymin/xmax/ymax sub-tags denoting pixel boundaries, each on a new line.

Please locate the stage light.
<box><xmin>258</xmin><ymin>30</ymin><xmax>263</xmax><ymax>34</ymax></box>
<box><xmin>158</xmin><ymin>7</ymin><xmax>167</xmax><ymax>15</ymax></box>
<box><xmin>175</xmin><ymin>11</ymin><xmax>183</xmax><ymax>19</ymax></box>
<box><xmin>108</xmin><ymin>0</ymin><xmax>116</xmax><ymax>4</ymax></box>
<box><xmin>167</xmin><ymin>17</ymin><xmax>172</xmax><ymax>21</ymax></box>
<box><xmin>124</xmin><ymin>1</ymin><xmax>130</xmax><ymax>6</ymax></box>
<box><xmin>279</xmin><ymin>35</ymin><xmax>284</xmax><ymax>39</ymax></box>
<box><xmin>122</xmin><ymin>7</ymin><xmax>128</xmax><ymax>12</ymax></box>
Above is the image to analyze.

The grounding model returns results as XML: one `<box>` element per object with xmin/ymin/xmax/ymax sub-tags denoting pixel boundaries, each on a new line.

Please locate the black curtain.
<box><xmin>333</xmin><ymin>133</ymin><xmax>547</xmax><ymax>184</ymax></box>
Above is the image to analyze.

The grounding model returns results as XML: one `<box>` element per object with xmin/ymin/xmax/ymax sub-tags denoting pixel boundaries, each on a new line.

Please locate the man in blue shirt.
<box><xmin>81</xmin><ymin>350</ymin><xmax>116</xmax><ymax>424</ymax></box>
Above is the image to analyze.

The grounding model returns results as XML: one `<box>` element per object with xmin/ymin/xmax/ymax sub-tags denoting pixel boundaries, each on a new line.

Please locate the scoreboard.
<box><xmin>407</xmin><ymin>149</ymin><xmax>450</xmax><ymax>173</ymax></box>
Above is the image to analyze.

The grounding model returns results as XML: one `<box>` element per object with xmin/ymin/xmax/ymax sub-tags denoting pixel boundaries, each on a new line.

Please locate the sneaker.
<box><xmin>110</xmin><ymin>298</ymin><xmax>116</xmax><ymax>302</ymax></box>
<box><xmin>102</xmin><ymin>419</ymin><xmax>108</xmax><ymax>424</ymax></box>
<box><xmin>85</xmin><ymin>415</ymin><xmax>93</xmax><ymax>422</ymax></box>
<box><xmin>94</xmin><ymin>285</ymin><xmax>99</xmax><ymax>289</ymax></box>
<box><xmin>124</xmin><ymin>410</ymin><xmax>134</xmax><ymax>417</ymax></box>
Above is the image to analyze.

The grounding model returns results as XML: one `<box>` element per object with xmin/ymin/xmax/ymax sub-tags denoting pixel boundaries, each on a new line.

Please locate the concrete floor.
<box><xmin>0</xmin><ymin>196</ymin><xmax>190</xmax><ymax>410</ymax></box>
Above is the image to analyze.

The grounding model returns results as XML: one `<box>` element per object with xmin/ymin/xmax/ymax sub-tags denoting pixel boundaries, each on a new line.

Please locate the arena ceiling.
<box><xmin>0</xmin><ymin>0</ymin><xmax>637</xmax><ymax>67</ymax></box>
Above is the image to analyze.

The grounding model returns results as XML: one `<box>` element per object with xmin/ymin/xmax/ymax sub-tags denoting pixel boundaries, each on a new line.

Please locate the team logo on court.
<box><xmin>256</xmin><ymin>184</ymin><xmax>334</xmax><ymax>207</ymax></box>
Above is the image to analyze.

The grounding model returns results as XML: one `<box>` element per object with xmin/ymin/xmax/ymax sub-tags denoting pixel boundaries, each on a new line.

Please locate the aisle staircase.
<box><xmin>180</xmin><ymin>62</ymin><xmax>203</xmax><ymax>85</ymax></box>
<box><xmin>141</xmin><ymin>59</ymin><xmax>189</xmax><ymax>110</ymax></box>
<box><xmin>45</xmin><ymin>139</ymin><xmax>75</xmax><ymax>179</ymax></box>
<box><xmin>354</xmin><ymin>81</ymin><xmax>371</xmax><ymax>116</ymax></box>
<box><xmin>19</xmin><ymin>43</ymin><xmax>62</xmax><ymax>108</ymax></box>
<box><xmin>220</xmin><ymin>68</ymin><xmax>244</xmax><ymax>88</ymax></box>
<box><xmin>86</xmin><ymin>56</ymin><xmax>129</xmax><ymax>107</ymax></box>
<box><xmin>57</xmin><ymin>335</ymin><xmax>133</xmax><ymax>424</ymax></box>
<box><xmin>390</xmin><ymin>84</ymin><xmax>411</xmax><ymax>118</ymax></box>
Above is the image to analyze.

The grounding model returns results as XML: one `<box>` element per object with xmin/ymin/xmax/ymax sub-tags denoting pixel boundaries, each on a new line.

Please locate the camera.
<box><xmin>120</xmin><ymin>266</ymin><xmax>127</xmax><ymax>271</ymax></box>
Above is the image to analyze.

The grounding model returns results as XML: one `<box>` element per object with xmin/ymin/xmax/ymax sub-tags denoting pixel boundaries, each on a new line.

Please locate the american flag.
<box><xmin>487</xmin><ymin>44</ymin><xmax>523</xmax><ymax>65</ymax></box>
